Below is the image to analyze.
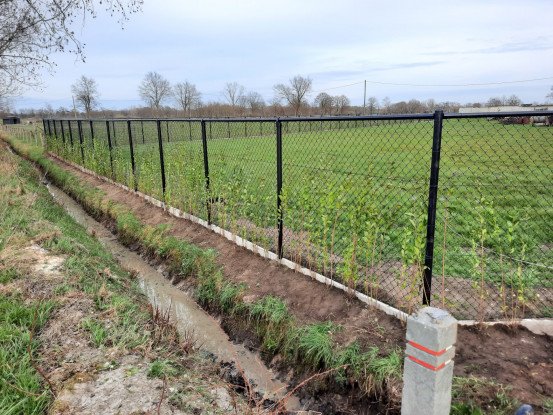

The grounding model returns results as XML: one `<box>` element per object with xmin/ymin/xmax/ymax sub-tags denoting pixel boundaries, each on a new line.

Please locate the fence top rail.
<box><xmin>43</xmin><ymin>114</ymin><xmax>435</xmax><ymax>123</ymax></box>
<box><xmin>43</xmin><ymin>110</ymin><xmax>553</xmax><ymax>124</ymax></box>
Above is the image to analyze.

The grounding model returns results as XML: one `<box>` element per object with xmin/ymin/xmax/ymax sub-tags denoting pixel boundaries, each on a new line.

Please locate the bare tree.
<box><xmin>222</xmin><ymin>82</ymin><xmax>245</xmax><ymax>108</ymax></box>
<box><xmin>243</xmin><ymin>91</ymin><xmax>265</xmax><ymax>114</ymax></box>
<box><xmin>505</xmin><ymin>94</ymin><xmax>522</xmax><ymax>106</ymax></box>
<box><xmin>486</xmin><ymin>97</ymin><xmax>503</xmax><ymax>107</ymax></box>
<box><xmin>174</xmin><ymin>81</ymin><xmax>201</xmax><ymax>116</ymax></box>
<box><xmin>273</xmin><ymin>75</ymin><xmax>312</xmax><ymax>115</ymax></box>
<box><xmin>314</xmin><ymin>92</ymin><xmax>333</xmax><ymax>115</ymax></box>
<box><xmin>332</xmin><ymin>95</ymin><xmax>350</xmax><ymax>115</ymax></box>
<box><xmin>71</xmin><ymin>76</ymin><xmax>99</xmax><ymax>117</ymax></box>
<box><xmin>138</xmin><ymin>72</ymin><xmax>172</xmax><ymax>111</ymax></box>
<box><xmin>546</xmin><ymin>86</ymin><xmax>553</xmax><ymax>101</ymax></box>
<box><xmin>0</xmin><ymin>0</ymin><xmax>142</xmax><ymax>89</ymax></box>
<box><xmin>366</xmin><ymin>96</ymin><xmax>379</xmax><ymax>115</ymax></box>
<box><xmin>381</xmin><ymin>97</ymin><xmax>391</xmax><ymax>114</ymax></box>
<box><xmin>0</xmin><ymin>77</ymin><xmax>16</xmax><ymax>112</ymax></box>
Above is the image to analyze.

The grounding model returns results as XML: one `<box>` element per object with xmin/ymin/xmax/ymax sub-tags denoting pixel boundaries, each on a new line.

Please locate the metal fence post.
<box><xmin>77</xmin><ymin>120</ymin><xmax>85</xmax><ymax>163</ymax></box>
<box><xmin>201</xmin><ymin>120</ymin><xmax>212</xmax><ymax>224</ymax></box>
<box><xmin>89</xmin><ymin>120</ymin><xmax>95</xmax><ymax>149</ymax></box>
<box><xmin>189</xmin><ymin>121</ymin><xmax>192</xmax><ymax>140</ymax></box>
<box><xmin>60</xmin><ymin>120</ymin><xmax>66</xmax><ymax>148</ymax></box>
<box><xmin>422</xmin><ymin>110</ymin><xmax>444</xmax><ymax>305</ymax></box>
<box><xmin>141</xmin><ymin>120</ymin><xmax>145</xmax><ymax>144</ymax></box>
<box><xmin>106</xmin><ymin>120</ymin><xmax>115</xmax><ymax>180</ymax></box>
<box><xmin>127</xmin><ymin>120</ymin><xmax>137</xmax><ymax>191</ymax></box>
<box><xmin>166</xmin><ymin>121</ymin><xmax>170</xmax><ymax>142</ymax></box>
<box><xmin>112</xmin><ymin>121</ymin><xmax>117</xmax><ymax>146</ymax></box>
<box><xmin>276</xmin><ymin>118</ymin><xmax>284</xmax><ymax>259</ymax></box>
<box><xmin>68</xmin><ymin>120</ymin><xmax>74</xmax><ymax>147</ymax></box>
<box><xmin>156</xmin><ymin>120</ymin><xmax>167</xmax><ymax>201</ymax></box>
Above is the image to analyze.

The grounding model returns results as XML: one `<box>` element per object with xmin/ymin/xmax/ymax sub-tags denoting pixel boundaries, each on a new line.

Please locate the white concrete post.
<box><xmin>401</xmin><ymin>307</ymin><xmax>457</xmax><ymax>415</ymax></box>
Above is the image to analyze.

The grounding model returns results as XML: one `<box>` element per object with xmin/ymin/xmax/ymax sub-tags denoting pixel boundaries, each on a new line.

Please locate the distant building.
<box><xmin>2</xmin><ymin>115</ymin><xmax>21</xmax><ymax>125</ymax></box>
<box><xmin>459</xmin><ymin>104</ymin><xmax>553</xmax><ymax>125</ymax></box>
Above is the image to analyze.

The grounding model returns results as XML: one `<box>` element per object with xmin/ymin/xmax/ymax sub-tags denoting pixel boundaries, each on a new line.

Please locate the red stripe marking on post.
<box><xmin>408</xmin><ymin>341</ymin><xmax>446</xmax><ymax>356</ymax></box>
<box><xmin>408</xmin><ymin>355</ymin><xmax>446</xmax><ymax>372</ymax></box>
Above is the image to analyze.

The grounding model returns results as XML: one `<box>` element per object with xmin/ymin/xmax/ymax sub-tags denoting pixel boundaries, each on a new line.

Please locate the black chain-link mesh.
<box><xmin>43</xmin><ymin>113</ymin><xmax>553</xmax><ymax>320</ymax></box>
<box><xmin>206</xmin><ymin>120</ymin><xmax>277</xmax><ymax>251</ymax></box>
<box><xmin>436</xmin><ymin>117</ymin><xmax>553</xmax><ymax>319</ymax></box>
<box><xmin>281</xmin><ymin>118</ymin><xmax>434</xmax><ymax>314</ymax></box>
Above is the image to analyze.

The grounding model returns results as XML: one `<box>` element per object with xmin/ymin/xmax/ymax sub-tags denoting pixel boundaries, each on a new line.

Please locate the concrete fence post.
<box><xmin>401</xmin><ymin>307</ymin><xmax>457</xmax><ymax>415</ymax></box>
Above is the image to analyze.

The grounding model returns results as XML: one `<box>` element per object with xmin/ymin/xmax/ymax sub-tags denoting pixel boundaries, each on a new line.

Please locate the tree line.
<box><xmin>15</xmin><ymin>71</ymin><xmax>550</xmax><ymax>120</ymax></box>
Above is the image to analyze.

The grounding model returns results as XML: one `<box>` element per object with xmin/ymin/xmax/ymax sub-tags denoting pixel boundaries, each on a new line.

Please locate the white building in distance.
<box><xmin>459</xmin><ymin>104</ymin><xmax>553</xmax><ymax>125</ymax></box>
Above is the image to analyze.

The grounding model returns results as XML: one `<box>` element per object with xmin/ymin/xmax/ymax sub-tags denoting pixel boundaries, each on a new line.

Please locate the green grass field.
<box><xmin>46</xmin><ymin>118</ymin><xmax>553</xmax><ymax>319</ymax></box>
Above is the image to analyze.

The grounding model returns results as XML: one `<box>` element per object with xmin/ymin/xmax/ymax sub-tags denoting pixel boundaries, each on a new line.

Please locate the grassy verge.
<box><xmin>2</xmin><ymin>135</ymin><xmax>525</xmax><ymax>414</ymax></box>
<box><xmin>0</xmin><ymin>137</ymin><xmax>249</xmax><ymax>413</ymax></box>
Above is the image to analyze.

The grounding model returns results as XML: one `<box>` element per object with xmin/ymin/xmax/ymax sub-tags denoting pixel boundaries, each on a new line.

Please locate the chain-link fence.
<box><xmin>42</xmin><ymin>112</ymin><xmax>553</xmax><ymax>320</ymax></box>
<box><xmin>0</xmin><ymin>123</ymin><xmax>43</xmax><ymax>145</ymax></box>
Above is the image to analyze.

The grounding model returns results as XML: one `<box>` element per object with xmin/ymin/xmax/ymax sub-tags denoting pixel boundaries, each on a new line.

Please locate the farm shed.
<box><xmin>2</xmin><ymin>115</ymin><xmax>20</xmax><ymax>125</ymax></box>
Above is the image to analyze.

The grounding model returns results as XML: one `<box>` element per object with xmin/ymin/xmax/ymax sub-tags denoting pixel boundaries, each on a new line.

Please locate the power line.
<box><xmin>314</xmin><ymin>81</ymin><xmax>365</xmax><ymax>94</ymax></box>
<box><xmin>316</xmin><ymin>76</ymin><xmax>553</xmax><ymax>92</ymax></box>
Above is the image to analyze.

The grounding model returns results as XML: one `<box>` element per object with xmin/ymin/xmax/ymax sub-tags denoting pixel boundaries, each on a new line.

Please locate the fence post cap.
<box><xmin>406</xmin><ymin>307</ymin><xmax>457</xmax><ymax>352</ymax></box>
<box><xmin>413</xmin><ymin>307</ymin><xmax>456</xmax><ymax>326</ymax></box>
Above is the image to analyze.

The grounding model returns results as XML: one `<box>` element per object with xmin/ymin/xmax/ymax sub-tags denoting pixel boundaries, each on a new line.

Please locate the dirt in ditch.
<box><xmin>49</xmin><ymin>156</ymin><xmax>553</xmax><ymax>413</ymax></box>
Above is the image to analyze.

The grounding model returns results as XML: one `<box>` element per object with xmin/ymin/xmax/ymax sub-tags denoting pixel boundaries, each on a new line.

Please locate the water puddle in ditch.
<box><xmin>46</xmin><ymin>183</ymin><xmax>301</xmax><ymax>411</ymax></box>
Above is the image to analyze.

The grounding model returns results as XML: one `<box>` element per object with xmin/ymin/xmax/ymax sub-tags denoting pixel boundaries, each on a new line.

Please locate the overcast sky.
<box><xmin>14</xmin><ymin>0</ymin><xmax>553</xmax><ymax>110</ymax></box>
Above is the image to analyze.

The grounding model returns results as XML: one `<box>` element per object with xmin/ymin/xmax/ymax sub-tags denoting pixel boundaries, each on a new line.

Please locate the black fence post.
<box><xmin>166</xmin><ymin>121</ymin><xmax>170</xmax><ymax>142</ymax></box>
<box><xmin>227</xmin><ymin>120</ymin><xmax>231</xmax><ymax>138</ymax></box>
<box><xmin>141</xmin><ymin>120</ymin><xmax>145</xmax><ymax>144</ymax></box>
<box><xmin>201</xmin><ymin>120</ymin><xmax>212</xmax><ymax>224</ymax></box>
<box><xmin>77</xmin><ymin>120</ymin><xmax>85</xmax><ymax>163</ymax></box>
<box><xmin>276</xmin><ymin>118</ymin><xmax>284</xmax><ymax>259</ymax></box>
<box><xmin>68</xmin><ymin>120</ymin><xmax>74</xmax><ymax>147</ymax></box>
<box><xmin>47</xmin><ymin>120</ymin><xmax>52</xmax><ymax>137</ymax></box>
<box><xmin>188</xmin><ymin>121</ymin><xmax>192</xmax><ymax>140</ymax></box>
<box><xmin>422</xmin><ymin>110</ymin><xmax>444</xmax><ymax>306</ymax></box>
<box><xmin>112</xmin><ymin>121</ymin><xmax>117</xmax><ymax>146</ymax></box>
<box><xmin>156</xmin><ymin>120</ymin><xmax>167</xmax><ymax>201</ymax></box>
<box><xmin>127</xmin><ymin>120</ymin><xmax>137</xmax><ymax>191</ymax></box>
<box><xmin>60</xmin><ymin>120</ymin><xmax>66</xmax><ymax>148</ymax></box>
<box><xmin>106</xmin><ymin>120</ymin><xmax>115</xmax><ymax>180</ymax></box>
<box><xmin>89</xmin><ymin>120</ymin><xmax>95</xmax><ymax>149</ymax></box>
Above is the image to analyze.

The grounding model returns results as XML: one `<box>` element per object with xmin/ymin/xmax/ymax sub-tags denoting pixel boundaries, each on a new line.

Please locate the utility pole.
<box><xmin>363</xmin><ymin>80</ymin><xmax>367</xmax><ymax>115</ymax></box>
<box><xmin>72</xmin><ymin>95</ymin><xmax>77</xmax><ymax>119</ymax></box>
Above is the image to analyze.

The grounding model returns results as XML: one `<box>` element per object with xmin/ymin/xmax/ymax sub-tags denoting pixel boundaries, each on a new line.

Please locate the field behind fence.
<box><xmin>42</xmin><ymin>112</ymin><xmax>553</xmax><ymax>320</ymax></box>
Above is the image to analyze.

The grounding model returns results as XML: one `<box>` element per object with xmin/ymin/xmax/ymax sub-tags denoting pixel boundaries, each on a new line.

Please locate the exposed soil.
<box><xmin>0</xmin><ymin>244</ymin><xmax>193</xmax><ymax>415</ymax></box>
<box><xmin>48</xmin><ymin>155</ymin><xmax>553</xmax><ymax>412</ymax></box>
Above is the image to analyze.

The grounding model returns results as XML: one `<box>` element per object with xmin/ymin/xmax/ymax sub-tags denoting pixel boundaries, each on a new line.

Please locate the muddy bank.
<box><xmin>47</xmin><ymin>182</ymin><xmax>302</xmax><ymax>410</ymax></box>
